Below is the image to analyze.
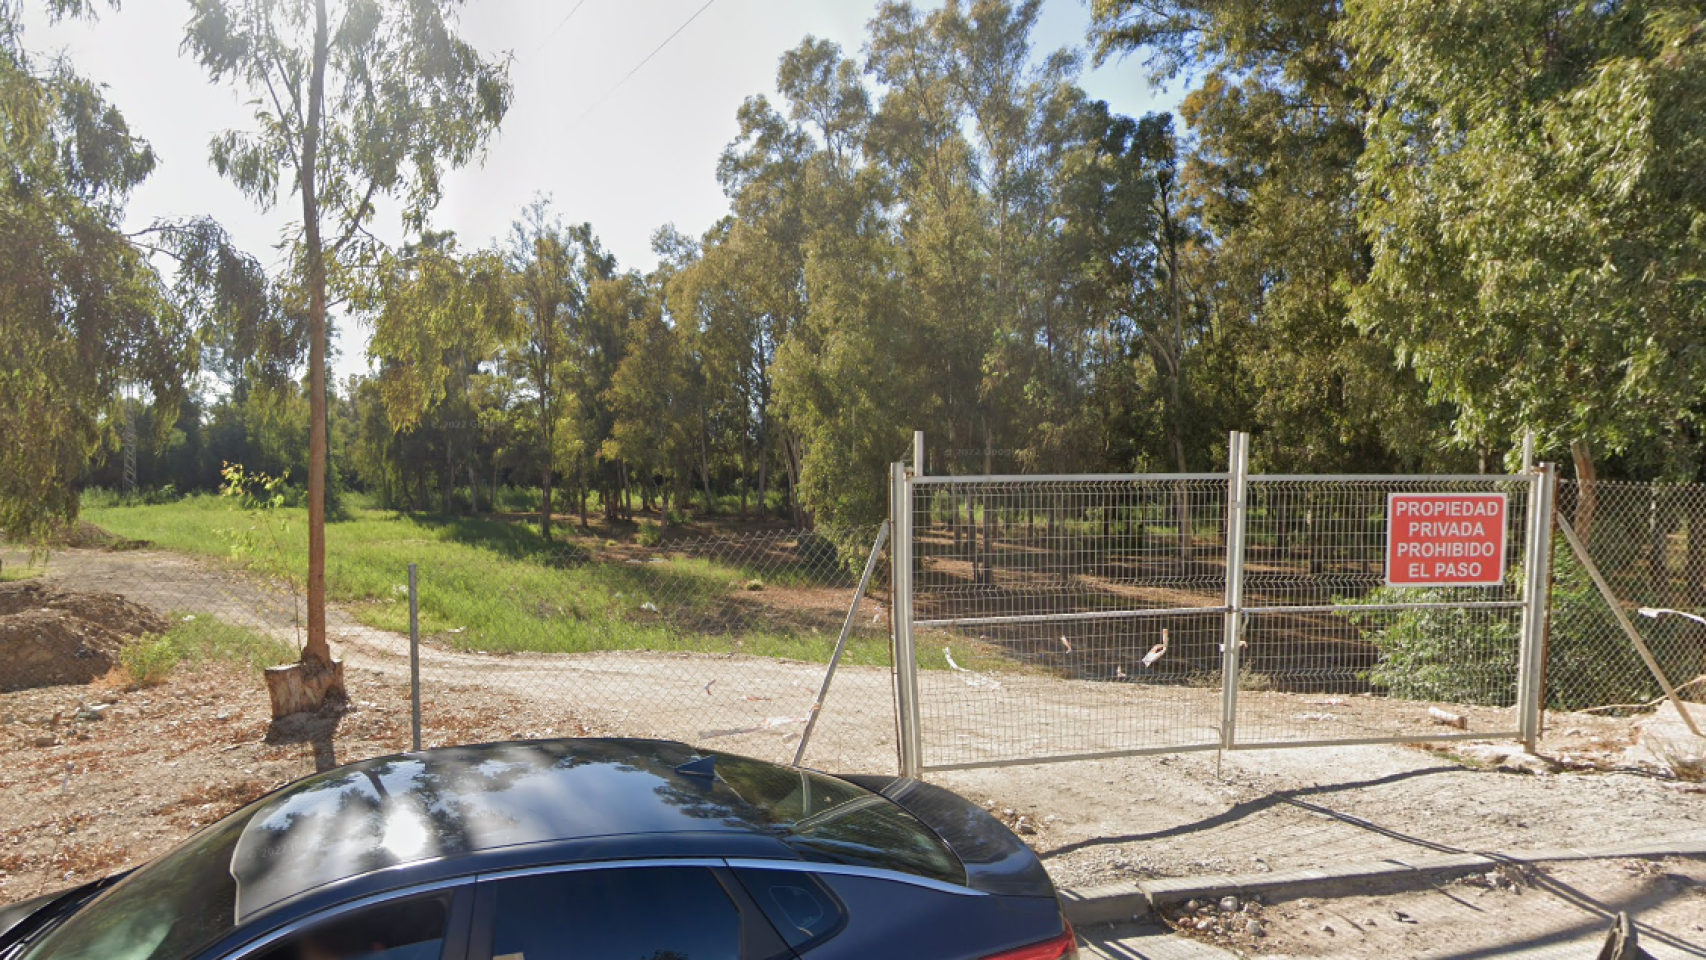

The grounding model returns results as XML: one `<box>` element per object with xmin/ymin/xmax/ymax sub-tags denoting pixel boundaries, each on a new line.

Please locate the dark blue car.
<box><xmin>0</xmin><ymin>739</ymin><xmax>1076</xmax><ymax>960</ymax></box>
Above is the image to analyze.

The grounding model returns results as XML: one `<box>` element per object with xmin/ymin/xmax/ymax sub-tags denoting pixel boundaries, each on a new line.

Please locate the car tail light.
<box><xmin>979</xmin><ymin>922</ymin><xmax>1078</xmax><ymax>960</ymax></box>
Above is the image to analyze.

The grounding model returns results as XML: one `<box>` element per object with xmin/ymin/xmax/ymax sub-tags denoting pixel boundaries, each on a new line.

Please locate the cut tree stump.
<box><xmin>265</xmin><ymin>658</ymin><xmax>346</xmax><ymax>719</ymax></box>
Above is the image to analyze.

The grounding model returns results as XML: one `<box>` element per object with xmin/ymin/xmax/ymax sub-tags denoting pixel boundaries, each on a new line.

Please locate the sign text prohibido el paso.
<box><xmin>1385</xmin><ymin>493</ymin><xmax>1508</xmax><ymax>587</ymax></box>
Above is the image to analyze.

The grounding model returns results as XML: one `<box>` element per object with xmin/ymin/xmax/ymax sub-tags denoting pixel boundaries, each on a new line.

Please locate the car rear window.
<box><xmin>713</xmin><ymin>756</ymin><xmax>965</xmax><ymax>887</ymax></box>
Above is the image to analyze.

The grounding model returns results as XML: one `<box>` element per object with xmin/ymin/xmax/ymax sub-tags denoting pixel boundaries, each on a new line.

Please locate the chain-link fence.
<box><xmin>1</xmin><ymin>525</ymin><xmax>898</xmax><ymax>773</ymax></box>
<box><xmin>6</xmin><ymin>474</ymin><xmax>1704</xmax><ymax>780</ymax></box>
<box><xmin>1550</xmin><ymin>479</ymin><xmax>1706</xmax><ymax>712</ymax></box>
<box><xmin>410</xmin><ymin>526</ymin><xmax>897</xmax><ymax>773</ymax></box>
<box><xmin>0</xmin><ymin>536</ymin><xmax>307</xmax><ymax>694</ymax></box>
<box><xmin>894</xmin><ymin>465</ymin><xmax>1547</xmax><ymax>771</ymax></box>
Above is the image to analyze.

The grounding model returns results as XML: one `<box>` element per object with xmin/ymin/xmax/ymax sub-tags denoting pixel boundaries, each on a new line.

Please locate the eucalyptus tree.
<box><xmin>1089</xmin><ymin>0</ymin><xmax>1453</xmax><ymax>475</ymax></box>
<box><xmin>364</xmin><ymin>231</ymin><xmax>511</xmax><ymax>511</ymax></box>
<box><xmin>182</xmin><ymin>0</ymin><xmax>510</xmax><ymax>704</ymax></box>
<box><xmin>501</xmin><ymin>202</ymin><xmax>583</xmax><ymax>542</ymax></box>
<box><xmin>0</xmin><ymin>1</ymin><xmax>269</xmax><ymax>542</ymax></box>
<box><xmin>1344</xmin><ymin>0</ymin><xmax>1706</xmax><ymax>492</ymax></box>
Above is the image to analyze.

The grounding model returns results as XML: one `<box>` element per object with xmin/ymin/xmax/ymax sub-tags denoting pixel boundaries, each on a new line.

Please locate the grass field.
<box><xmin>77</xmin><ymin>495</ymin><xmax>982</xmax><ymax>670</ymax></box>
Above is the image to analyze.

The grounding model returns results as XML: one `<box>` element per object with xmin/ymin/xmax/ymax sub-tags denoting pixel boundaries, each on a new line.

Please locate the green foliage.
<box><xmin>1344</xmin><ymin>0</ymin><xmax>1706</xmax><ymax>469</ymax></box>
<box><xmin>1340</xmin><ymin>586</ymin><xmax>1521</xmax><ymax>706</ymax></box>
<box><xmin>121</xmin><ymin>612</ymin><xmax>297</xmax><ymax>686</ymax></box>
<box><xmin>1340</xmin><ymin>545</ymin><xmax>1665</xmax><ymax>710</ymax></box>
<box><xmin>0</xmin><ymin>4</ymin><xmax>267</xmax><ymax>542</ymax></box>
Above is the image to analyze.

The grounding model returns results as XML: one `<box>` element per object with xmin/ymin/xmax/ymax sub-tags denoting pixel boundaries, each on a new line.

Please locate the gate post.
<box><xmin>1517</xmin><ymin>462</ymin><xmax>1556</xmax><ymax>751</ymax></box>
<box><xmin>891</xmin><ymin>461</ymin><xmax>924</xmax><ymax>778</ymax></box>
<box><xmin>1220</xmin><ymin>432</ymin><xmax>1251</xmax><ymax>749</ymax></box>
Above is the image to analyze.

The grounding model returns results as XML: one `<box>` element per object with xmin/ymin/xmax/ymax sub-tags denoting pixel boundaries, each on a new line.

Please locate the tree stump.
<box><xmin>265</xmin><ymin>658</ymin><xmax>346</xmax><ymax>719</ymax></box>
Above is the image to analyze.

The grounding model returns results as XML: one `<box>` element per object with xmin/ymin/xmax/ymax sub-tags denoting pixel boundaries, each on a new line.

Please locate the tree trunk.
<box><xmin>739</xmin><ymin>433</ymin><xmax>750</xmax><ymax>517</ymax></box>
<box><xmin>578</xmin><ymin>463</ymin><xmax>589</xmax><ymax>529</ymax></box>
<box><xmin>279</xmin><ymin>0</ymin><xmax>342</xmax><ymax>717</ymax></box>
<box><xmin>540</xmin><ymin>454</ymin><xmax>553</xmax><ymax>543</ymax></box>
<box><xmin>1571</xmin><ymin>440</ymin><xmax>1598</xmax><ymax>547</ymax></box>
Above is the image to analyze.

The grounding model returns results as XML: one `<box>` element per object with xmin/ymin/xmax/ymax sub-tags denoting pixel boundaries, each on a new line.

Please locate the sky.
<box><xmin>24</xmin><ymin>0</ymin><xmax>1179</xmax><ymax>382</ymax></box>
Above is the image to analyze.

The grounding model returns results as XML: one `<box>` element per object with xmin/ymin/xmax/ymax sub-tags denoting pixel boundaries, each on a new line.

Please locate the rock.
<box><xmin>1184</xmin><ymin>900</ymin><xmax>1201</xmax><ymax>914</ymax></box>
<box><xmin>1245</xmin><ymin>919</ymin><xmax>1265</xmax><ymax>938</ymax></box>
<box><xmin>1321</xmin><ymin>923</ymin><xmax>1336</xmax><ymax>936</ymax></box>
<box><xmin>32</xmin><ymin>737</ymin><xmax>55</xmax><ymax>748</ymax></box>
<box><xmin>75</xmin><ymin>704</ymin><xmax>106</xmax><ymax>722</ymax></box>
<box><xmin>1014</xmin><ymin>817</ymin><xmax>1036</xmax><ymax>835</ymax></box>
<box><xmin>1392</xmin><ymin>910</ymin><xmax>1418</xmax><ymax>924</ymax></box>
<box><xmin>1497</xmin><ymin>751</ymin><xmax>1559</xmax><ymax>775</ymax></box>
<box><xmin>1219</xmin><ymin>896</ymin><xmax>1240</xmax><ymax>913</ymax></box>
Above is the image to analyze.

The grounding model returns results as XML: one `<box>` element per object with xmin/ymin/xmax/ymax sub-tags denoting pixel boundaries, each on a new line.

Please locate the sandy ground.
<box><xmin>1152</xmin><ymin>856</ymin><xmax>1706</xmax><ymax>959</ymax></box>
<box><xmin>4</xmin><ymin>543</ymin><xmax>1706</xmax><ymax>960</ymax></box>
<box><xmin>0</xmin><ymin>661</ymin><xmax>552</xmax><ymax>904</ymax></box>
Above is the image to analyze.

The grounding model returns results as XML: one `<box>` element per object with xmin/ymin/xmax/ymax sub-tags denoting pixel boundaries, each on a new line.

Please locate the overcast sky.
<box><xmin>24</xmin><ymin>0</ymin><xmax>1178</xmax><ymax>381</ymax></box>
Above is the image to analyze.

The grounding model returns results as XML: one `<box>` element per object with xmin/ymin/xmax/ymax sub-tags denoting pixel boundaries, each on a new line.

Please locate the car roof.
<box><xmin>228</xmin><ymin>738</ymin><xmax>844</xmax><ymax>918</ymax></box>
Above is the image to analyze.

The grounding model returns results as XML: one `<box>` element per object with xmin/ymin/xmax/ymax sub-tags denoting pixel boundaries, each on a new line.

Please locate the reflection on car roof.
<box><xmin>227</xmin><ymin>738</ymin><xmax>885</xmax><ymax>918</ymax></box>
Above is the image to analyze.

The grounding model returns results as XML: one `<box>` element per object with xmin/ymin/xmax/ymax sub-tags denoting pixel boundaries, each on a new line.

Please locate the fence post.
<box><xmin>408</xmin><ymin>562</ymin><xmax>421</xmax><ymax>752</ymax></box>
<box><xmin>891</xmin><ymin>461</ymin><xmax>923</xmax><ymax>779</ymax></box>
<box><xmin>1517</xmin><ymin>463</ymin><xmax>1555</xmax><ymax>751</ymax></box>
<box><xmin>1220</xmin><ymin>431</ymin><xmax>1250</xmax><ymax>750</ymax></box>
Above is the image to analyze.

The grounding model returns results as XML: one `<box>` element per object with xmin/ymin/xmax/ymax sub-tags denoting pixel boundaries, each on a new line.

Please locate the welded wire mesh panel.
<box><xmin>1553</xmin><ymin>480</ymin><xmax>1706</xmax><ymax>712</ymax></box>
<box><xmin>1235</xmin><ymin>606</ymin><xmax>1525</xmax><ymax>744</ymax></box>
<box><xmin>906</xmin><ymin>476</ymin><xmax>1230</xmax><ymax>768</ymax></box>
<box><xmin>1236</xmin><ymin>477</ymin><xmax>1532</xmax><ymax>744</ymax></box>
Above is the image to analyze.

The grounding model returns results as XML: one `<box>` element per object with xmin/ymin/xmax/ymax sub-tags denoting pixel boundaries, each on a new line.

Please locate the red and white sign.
<box><xmin>1386</xmin><ymin>493</ymin><xmax>1508</xmax><ymax>587</ymax></box>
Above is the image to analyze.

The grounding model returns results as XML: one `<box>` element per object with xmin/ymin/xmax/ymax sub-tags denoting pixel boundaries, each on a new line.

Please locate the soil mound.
<box><xmin>0</xmin><ymin>581</ymin><xmax>167</xmax><ymax>691</ymax></box>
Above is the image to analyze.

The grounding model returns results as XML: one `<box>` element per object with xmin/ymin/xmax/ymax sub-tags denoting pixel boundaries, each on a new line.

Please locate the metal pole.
<box><xmin>891</xmin><ymin>462</ymin><xmax>924</xmax><ymax>778</ymax></box>
<box><xmin>1516</xmin><ymin>464</ymin><xmax>1555</xmax><ymax>750</ymax></box>
<box><xmin>795</xmin><ymin>522</ymin><xmax>892</xmax><ymax>767</ymax></box>
<box><xmin>913</xmin><ymin>431</ymin><xmax>926</xmax><ymax>476</ymax></box>
<box><xmin>1556</xmin><ymin>513</ymin><xmax>1705</xmax><ymax>739</ymax></box>
<box><xmin>408</xmin><ymin>562</ymin><xmax>421</xmax><ymax>752</ymax></box>
<box><xmin>1522</xmin><ymin>430</ymin><xmax>1535</xmax><ymax>474</ymax></box>
<box><xmin>1220</xmin><ymin>432</ymin><xmax>1250</xmax><ymax>750</ymax></box>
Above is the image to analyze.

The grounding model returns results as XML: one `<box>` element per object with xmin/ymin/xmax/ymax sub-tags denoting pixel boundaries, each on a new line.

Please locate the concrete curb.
<box><xmin>1057</xmin><ymin>837</ymin><xmax>1706</xmax><ymax>927</ymax></box>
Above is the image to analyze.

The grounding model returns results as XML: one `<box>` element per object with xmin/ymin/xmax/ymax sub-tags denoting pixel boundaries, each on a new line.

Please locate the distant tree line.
<box><xmin>11</xmin><ymin>0</ymin><xmax>1706</xmax><ymax>548</ymax></box>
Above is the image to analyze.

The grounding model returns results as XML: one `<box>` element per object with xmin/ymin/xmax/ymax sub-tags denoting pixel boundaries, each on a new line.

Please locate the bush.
<box><xmin>1340</xmin><ymin>585</ymin><xmax>1521</xmax><ymax>705</ymax></box>
<box><xmin>1338</xmin><ymin>544</ymin><xmax>1666</xmax><ymax>710</ymax></box>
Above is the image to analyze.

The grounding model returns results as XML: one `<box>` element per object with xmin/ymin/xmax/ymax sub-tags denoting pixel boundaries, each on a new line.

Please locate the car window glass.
<box><xmin>18</xmin><ymin>816</ymin><xmax>247</xmax><ymax>960</ymax></box>
<box><xmin>730</xmin><ymin>869</ymin><xmax>843</xmax><ymax>950</ymax></box>
<box><xmin>713</xmin><ymin>757</ymin><xmax>964</xmax><ymax>887</ymax></box>
<box><xmin>249</xmin><ymin>895</ymin><xmax>448</xmax><ymax>960</ymax></box>
<box><xmin>486</xmin><ymin>867</ymin><xmax>739</xmax><ymax>960</ymax></box>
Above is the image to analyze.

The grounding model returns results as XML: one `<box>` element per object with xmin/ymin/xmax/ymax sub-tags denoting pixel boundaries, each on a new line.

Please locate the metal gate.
<box><xmin>888</xmin><ymin>433</ymin><xmax>1555</xmax><ymax>776</ymax></box>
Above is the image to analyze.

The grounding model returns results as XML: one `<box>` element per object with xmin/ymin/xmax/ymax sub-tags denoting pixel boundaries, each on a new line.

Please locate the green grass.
<box><xmin>79</xmin><ymin>495</ymin><xmax>954</xmax><ymax>668</ymax></box>
<box><xmin>0</xmin><ymin>563</ymin><xmax>42</xmax><ymax>582</ymax></box>
<box><xmin>121</xmin><ymin>612</ymin><xmax>298</xmax><ymax>685</ymax></box>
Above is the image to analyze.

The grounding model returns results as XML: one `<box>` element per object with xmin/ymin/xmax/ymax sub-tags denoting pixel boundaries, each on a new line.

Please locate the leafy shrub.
<box><xmin>1338</xmin><ymin>544</ymin><xmax>1664</xmax><ymax>710</ymax></box>
<box><xmin>1340</xmin><ymin>585</ymin><xmax>1520</xmax><ymax>705</ymax></box>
